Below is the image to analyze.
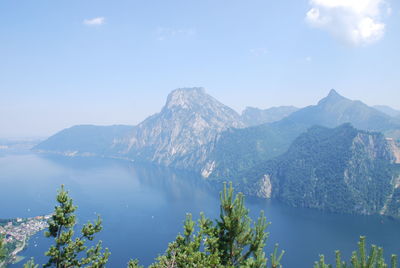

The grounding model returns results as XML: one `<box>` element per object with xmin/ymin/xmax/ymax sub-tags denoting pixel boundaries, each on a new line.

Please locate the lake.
<box><xmin>1</xmin><ymin>152</ymin><xmax>400</xmax><ymax>267</ymax></box>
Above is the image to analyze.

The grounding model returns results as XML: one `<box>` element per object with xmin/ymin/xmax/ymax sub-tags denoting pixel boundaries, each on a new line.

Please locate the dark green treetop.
<box><xmin>43</xmin><ymin>185</ymin><xmax>110</xmax><ymax>268</ymax></box>
<box><xmin>23</xmin><ymin>258</ymin><xmax>39</xmax><ymax>268</ymax></box>
<box><xmin>0</xmin><ymin>235</ymin><xmax>6</xmax><ymax>262</ymax></box>
<box><xmin>315</xmin><ymin>236</ymin><xmax>398</xmax><ymax>268</ymax></box>
<box><xmin>145</xmin><ymin>182</ymin><xmax>284</xmax><ymax>268</ymax></box>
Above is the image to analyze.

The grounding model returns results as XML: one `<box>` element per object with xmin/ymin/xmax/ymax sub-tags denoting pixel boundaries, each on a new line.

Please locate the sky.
<box><xmin>1</xmin><ymin>0</ymin><xmax>400</xmax><ymax>138</ymax></box>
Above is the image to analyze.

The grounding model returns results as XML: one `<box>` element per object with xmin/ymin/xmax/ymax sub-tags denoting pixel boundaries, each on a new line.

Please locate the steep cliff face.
<box><xmin>122</xmin><ymin>87</ymin><xmax>245</xmax><ymax>167</ymax></box>
<box><xmin>387</xmin><ymin>139</ymin><xmax>400</xmax><ymax>164</ymax></box>
<box><xmin>241</xmin><ymin>124</ymin><xmax>400</xmax><ymax>217</ymax></box>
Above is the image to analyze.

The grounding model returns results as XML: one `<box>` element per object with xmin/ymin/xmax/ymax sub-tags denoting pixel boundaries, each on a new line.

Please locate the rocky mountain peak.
<box><xmin>125</xmin><ymin>87</ymin><xmax>244</xmax><ymax>166</ymax></box>
<box><xmin>328</xmin><ymin>88</ymin><xmax>340</xmax><ymax>97</ymax></box>
<box><xmin>318</xmin><ymin>89</ymin><xmax>347</xmax><ymax>105</ymax></box>
<box><xmin>165</xmin><ymin>87</ymin><xmax>208</xmax><ymax>109</ymax></box>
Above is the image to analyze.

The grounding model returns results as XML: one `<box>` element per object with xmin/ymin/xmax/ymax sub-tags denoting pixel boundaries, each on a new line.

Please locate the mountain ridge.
<box><xmin>280</xmin><ymin>89</ymin><xmax>400</xmax><ymax>133</ymax></box>
<box><xmin>201</xmin><ymin>89</ymin><xmax>400</xmax><ymax>180</ymax></box>
<box><xmin>241</xmin><ymin>106</ymin><xmax>299</xmax><ymax>126</ymax></box>
<box><xmin>373</xmin><ymin>105</ymin><xmax>400</xmax><ymax>118</ymax></box>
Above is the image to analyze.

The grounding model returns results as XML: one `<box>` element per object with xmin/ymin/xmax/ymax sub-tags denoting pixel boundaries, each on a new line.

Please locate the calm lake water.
<box><xmin>1</xmin><ymin>152</ymin><xmax>400</xmax><ymax>267</ymax></box>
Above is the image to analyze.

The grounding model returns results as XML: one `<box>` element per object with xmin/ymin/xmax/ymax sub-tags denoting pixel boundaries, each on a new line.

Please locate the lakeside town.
<box><xmin>0</xmin><ymin>215</ymin><xmax>51</xmax><ymax>267</ymax></box>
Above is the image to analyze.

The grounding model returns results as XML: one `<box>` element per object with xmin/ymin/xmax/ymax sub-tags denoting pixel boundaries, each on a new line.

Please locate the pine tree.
<box><xmin>23</xmin><ymin>258</ymin><xmax>39</xmax><ymax>268</ymax></box>
<box><xmin>127</xmin><ymin>259</ymin><xmax>143</xmax><ymax>268</ymax></box>
<box><xmin>43</xmin><ymin>185</ymin><xmax>110</xmax><ymax>268</ymax></box>
<box><xmin>147</xmin><ymin>182</ymin><xmax>284</xmax><ymax>268</ymax></box>
<box><xmin>314</xmin><ymin>236</ymin><xmax>398</xmax><ymax>268</ymax></box>
<box><xmin>0</xmin><ymin>235</ymin><xmax>6</xmax><ymax>262</ymax></box>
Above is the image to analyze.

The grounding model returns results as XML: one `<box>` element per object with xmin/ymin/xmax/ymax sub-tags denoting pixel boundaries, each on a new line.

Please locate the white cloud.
<box><xmin>306</xmin><ymin>0</ymin><xmax>389</xmax><ymax>46</ymax></box>
<box><xmin>83</xmin><ymin>17</ymin><xmax>105</xmax><ymax>26</ymax></box>
<box><xmin>156</xmin><ymin>27</ymin><xmax>196</xmax><ymax>41</ymax></box>
<box><xmin>250</xmin><ymin>48</ymin><xmax>268</xmax><ymax>56</ymax></box>
<box><xmin>306</xmin><ymin>56</ymin><xmax>312</xmax><ymax>62</ymax></box>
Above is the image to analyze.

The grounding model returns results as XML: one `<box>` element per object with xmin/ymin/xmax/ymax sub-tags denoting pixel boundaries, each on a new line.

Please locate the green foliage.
<box><xmin>44</xmin><ymin>185</ymin><xmax>110</xmax><ymax>268</ymax></box>
<box><xmin>314</xmin><ymin>236</ymin><xmax>398</xmax><ymax>268</ymax></box>
<box><xmin>240</xmin><ymin>124</ymin><xmax>398</xmax><ymax>217</ymax></box>
<box><xmin>209</xmin><ymin>122</ymin><xmax>308</xmax><ymax>181</ymax></box>
<box><xmin>127</xmin><ymin>259</ymin><xmax>143</xmax><ymax>268</ymax></box>
<box><xmin>23</xmin><ymin>258</ymin><xmax>39</xmax><ymax>268</ymax></box>
<box><xmin>5</xmin><ymin>183</ymin><xmax>400</xmax><ymax>268</ymax></box>
<box><xmin>0</xmin><ymin>235</ymin><xmax>6</xmax><ymax>262</ymax></box>
<box><xmin>148</xmin><ymin>182</ymin><xmax>283</xmax><ymax>268</ymax></box>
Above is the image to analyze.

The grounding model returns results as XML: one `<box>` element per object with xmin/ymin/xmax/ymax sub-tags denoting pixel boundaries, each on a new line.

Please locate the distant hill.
<box><xmin>373</xmin><ymin>105</ymin><xmax>400</xmax><ymax>118</ymax></box>
<box><xmin>241</xmin><ymin>106</ymin><xmax>298</xmax><ymax>126</ymax></box>
<box><xmin>34</xmin><ymin>125</ymin><xmax>134</xmax><ymax>156</ymax></box>
<box><xmin>280</xmin><ymin>89</ymin><xmax>400</xmax><ymax>134</ymax></box>
<box><xmin>240</xmin><ymin>124</ymin><xmax>400</xmax><ymax>217</ymax></box>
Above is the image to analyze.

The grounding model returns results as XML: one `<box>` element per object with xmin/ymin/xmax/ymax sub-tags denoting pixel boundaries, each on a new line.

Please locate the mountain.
<box><xmin>281</xmin><ymin>89</ymin><xmax>400</xmax><ymax>133</ymax></box>
<box><xmin>241</xmin><ymin>106</ymin><xmax>299</xmax><ymax>126</ymax></box>
<box><xmin>373</xmin><ymin>105</ymin><xmax>400</xmax><ymax>118</ymax></box>
<box><xmin>240</xmin><ymin>124</ymin><xmax>400</xmax><ymax>217</ymax></box>
<box><xmin>36</xmin><ymin>88</ymin><xmax>400</xmax><ymax>181</ymax></box>
<box><xmin>202</xmin><ymin>89</ymin><xmax>400</xmax><ymax>180</ymax></box>
<box><xmin>120</xmin><ymin>87</ymin><xmax>244</xmax><ymax>167</ymax></box>
<box><xmin>200</xmin><ymin>121</ymin><xmax>309</xmax><ymax>178</ymax></box>
<box><xmin>33</xmin><ymin>88</ymin><xmax>400</xmax><ymax>217</ymax></box>
<box><xmin>34</xmin><ymin>125</ymin><xmax>134</xmax><ymax>156</ymax></box>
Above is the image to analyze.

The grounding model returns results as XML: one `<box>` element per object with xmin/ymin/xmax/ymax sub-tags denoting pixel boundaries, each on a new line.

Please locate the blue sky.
<box><xmin>1</xmin><ymin>0</ymin><xmax>400</xmax><ymax>138</ymax></box>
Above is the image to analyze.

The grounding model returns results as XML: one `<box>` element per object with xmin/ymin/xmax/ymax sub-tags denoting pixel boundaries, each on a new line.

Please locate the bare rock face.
<box><xmin>387</xmin><ymin>138</ymin><xmax>400</xmax><ymax>164</ymax></box>
<box><xmin>123</xmin><ymin>87</ymin><xmax>245</xmax><ymax>167</ymax></box>
<box><xmin>256</xmin><ymin>175</ymin><xmax>272</xmax><ymax>198</ymax></box>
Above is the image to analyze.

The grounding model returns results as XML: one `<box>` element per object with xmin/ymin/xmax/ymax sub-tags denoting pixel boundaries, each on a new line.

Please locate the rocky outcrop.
<box><xmin>255</xmin><ymin>175</ymin><xmax>272</xmax><ymax>198</ymax></box>
<box><xmin>387</xmin><ymin>138</ymin><xmax>400</xmax><ymax>164</ymax></box>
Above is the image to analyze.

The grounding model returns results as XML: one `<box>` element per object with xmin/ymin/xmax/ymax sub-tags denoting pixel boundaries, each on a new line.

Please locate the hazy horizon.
<box><xmin>1</xmin><ymin>87</ymin><xmax>399</xmax><ymax>139</ymax></box>
<box><xmin>1</xmin><ymin>0</ymin><xmax>400</xmax><ymax>138</ymax></box>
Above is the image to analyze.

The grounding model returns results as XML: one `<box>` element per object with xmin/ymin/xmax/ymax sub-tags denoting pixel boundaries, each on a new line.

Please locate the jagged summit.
<box><xmin>165</xmin><ymin>87</ymin><xmax>208</xmax><ymax>109</ymax></box>
<box><xmin>318</xmin><ymin>89</ymin><xmax>347</xmax><ymax>105</ymax></box>
<box><xmin>328</xmin><ymin>88</ymin><xmax>340</xmax><ymax>97</ymax></box>
<box><xmin>172</xmin><ymin>87</ymin><xmax>206</xmax><ymax>94</ymax></box>
<box><xmin>277</xmin><ymin>88</ymin><xmax>400</xmax><ymax>133</ymax></box>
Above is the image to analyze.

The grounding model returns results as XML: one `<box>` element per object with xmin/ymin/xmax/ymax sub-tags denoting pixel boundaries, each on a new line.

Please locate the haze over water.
<box><xmin>1</xmin><ymin>151</ymin><xmax>399</xmax><ymax>267</ymax></box>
